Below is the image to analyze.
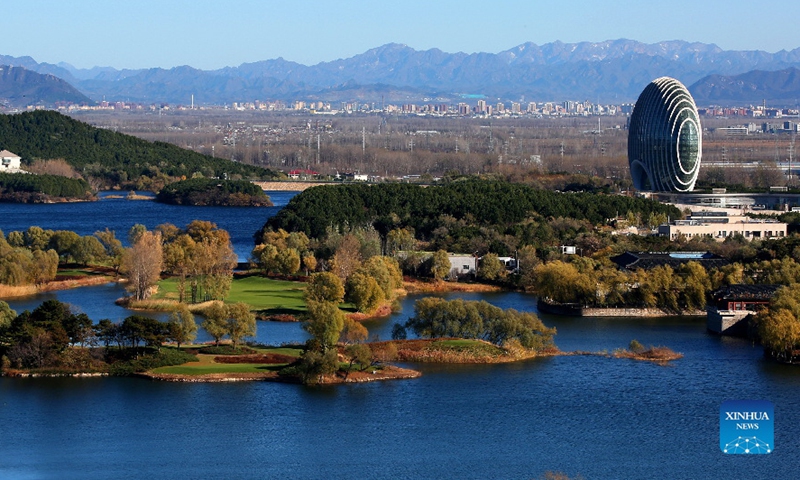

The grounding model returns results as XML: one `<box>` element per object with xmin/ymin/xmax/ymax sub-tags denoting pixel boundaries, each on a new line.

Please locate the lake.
<box><xmin>0</xmin><ymin>190</ymin><xmax>298</xmax><ymax>261</ymax></box>
<box><xmin>1</xmin><ymin>195</ymin><xmax>799</xmax><ymax>479</ymax></box>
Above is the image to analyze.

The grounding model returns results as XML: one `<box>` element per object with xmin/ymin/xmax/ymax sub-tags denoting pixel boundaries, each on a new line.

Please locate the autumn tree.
<box><xmin>168</xmin><ymin>305</ymin><xmax>197</xmax><ymax>348</ymax></box>
<box><xmin>201</xmin><ymin>301</ymin><xmax>228</xmax><ymax>346</ymax></box>
<box><xmin>387</xmin><ymin>227</ymin><xmax>415</xmax><ymax>255</ymax></box>
<box><xmin>226</xmin><ymin>302</ymin><xmax>256</xmax><ymax>348</ymax></box>
<box><xmin>303</xmin><ymin>300</ymin><xmax>346</xmax><ymax>352</ymax></box>
<box><xmin>533</xmin><ymin>261</ymin><xmax>594</xmax><ymax>304</ymax></box>
<box><xmin>430</xmin><ymin>249</ymin><xmax>451</xmax><ymax>281</ymax></box>
<box><xmin>121</xmin><ymin>230</ymin><xmax>163</xmax><ymax>301</ymax></box>
<box><xmin>516</xmin><ymin>244</ymin><xmax>540</xmax><ymax>288</ymax></box>
<box><xmin>161</xmin><ymin>221</ymin><xmax>237</xmax><ymax>303</ymax></box>
<box><xmin>330</xmin><ymin>234</ymin><xmax>362</xmax><ymax>282</ymax></box>
<box><xmin>346</xmin><ymin>272</ymin><xmax>384</xmax><ymax>313</ymax></box>
<box><xmin>345</xmin><ymin>343</ymin><xmax>373</xmax><ymax>377</ymax></box>
<box><xmin>478</xmin><ymin>253</ymin><xmax>505</xmax><ymax>281</ymax></box>
<box><xmin>677</xmin><ymin>261</ymin><xmax>712</xmax><ymax>311</ymax></box>
<box><xmin>340</xmin><ymin>317</ymin><xmax>369</xmax><ymax>344</ymax></box>
<box><xmin>756</xmin><ymin>284</ymin><xmax>800</xmax><ymax>361</ymax></box>
<box><xmin>302</xmin><ymin>253</ymin><xmax>317</xmax><ymax>275</ymax></box>
<box><xmin>305</xmin><ymin>272</ymin><xmax>345</xmax><ymax>304</ymax></box>
<box><xmin>95</xmin><ymin>228</ymin><xmax>124</xmax><ymax>273</ymax></box>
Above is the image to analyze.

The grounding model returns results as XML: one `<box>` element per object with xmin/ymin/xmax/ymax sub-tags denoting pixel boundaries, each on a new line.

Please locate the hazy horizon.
<box><xmin>5</xmin><ymin>0</ymin><xmax>800</xmax><ymax>70</ymax></box>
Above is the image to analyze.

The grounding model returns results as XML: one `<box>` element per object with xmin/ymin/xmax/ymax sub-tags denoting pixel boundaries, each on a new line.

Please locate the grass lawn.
<box><xmin>430</xmin><ymin>339</ymin><xmax>506</xmax><ymax>356</ymax></box>
<box><xmin>154</xmin><ymin>275</ymin><xmax>309</xmax><ymax>315</ymax></box>
<box><xmin>56</xmin><ymin>267</ymin><xmax>111</xmax><ymax>277</ymax></box>
<box><xmin>153</xmin><ymin>275</ymin><xmax>356</xmax><ymax>315</ymax></box>
<box><xmin>151</xmin><ymin>346</ymin><xmax>303</xmax><ymax>375</ymax></box>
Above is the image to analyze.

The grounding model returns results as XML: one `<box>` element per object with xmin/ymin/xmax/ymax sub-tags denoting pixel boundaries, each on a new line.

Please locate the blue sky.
<box><xmin>6</xmin><ymin>0</ymin><xmax>800</xmax><ymax>70</ymax></box>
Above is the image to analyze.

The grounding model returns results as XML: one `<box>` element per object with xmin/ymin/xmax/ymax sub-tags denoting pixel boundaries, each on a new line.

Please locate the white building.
<box><xmin>447</xmin><ymin>254</ymin><xmax>477</xmax><ymax>278</ymax></box>
<box><xmin>658</xmin><ymin>212</ymin><xmax>787</xmax><ymax>241</ymax></box>
<box><xmin>0</xmin><ymin>150</ymin><xmax>22</xmax><ymax>172</ymax></box>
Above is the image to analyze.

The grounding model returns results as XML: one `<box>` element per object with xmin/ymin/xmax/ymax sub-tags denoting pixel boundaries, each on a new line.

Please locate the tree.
<box><xmin>0</xmin><ymin>301</ymin><xmax>16</xmax><ymax>332</ymax></box>
<box><xmin>226</xmin><ymin>302</ymin><xmax>256</xmax><ymax>348</ymax></box>
<box><xmin>340</xmin><ymin>317</ymin><xmax>369</xmax><ymax>344</ymax></box>
<box><xmin>533</xmin><ymin>261</ymin><xmax>594</xmax><ymax>305</ymax></box>
<box><xmin>24</xmin><ymin>226</ymin><xmax>52</xmax><ymax>251</ymax></box>
<box><xmin>71</xmin><ymin>236</ymin><xmax>107</xmax><ymax>266</ymax></box>
<box><xmin>478</xmin><ymin>253</ymin><xmax>505</xmax><ymax>281</ymax></box>
<box><xmin>346</xmin><ymin>272</ymin><xmax>385</xmax><ymax>313</ymax></box>
<box><xmin>120</xmin><ymin>315</ymin><xmax>168</xmax><ymax>349</ymax></box>
<box><xmin>121</xmin><ymin>230</ymin><xmax>163</xmax><ymax>301</ymax></box>
<box><xmin>94</xmin><ymin>319</ymin><xmax>117</xmax><ymax>349</ymax></box>
<box><xmin>677</xmin><ymin>261</ymin><xmax>711</xmax><ymax>311</ymax></box>
<box><xmin>758</xmin><ymin>308</ymin><xmax>800</xmax><ymax>361</ymax></box>
<box><xmin>302</xmin><ymin>253</ymin><xmax>317</xmax><ymax>275</ymax></box>
<box><xmin>358</xmin><ymin>256</ymin><xmax>401</xmax><ymax>300</ymax></box>
<box><xmin>276</xmin><ymin>248</ymin><xmax>301</xmax><ymax>275</ymax></box>
<box><xmin>30</xmin><ymin>249</ymin><xmax>59</xmax><ymax>284</ymax></box>
<box><xmin>516</xmin><ymin>244</ymin><xmax>540</xmax><ymax>288</ymax></box>
<box><xmin>430</xmin><ymin>250</ymin><xmax>451</xmax><ymax>281</ymax></box>
<box><xmin>295</xmin><ymin>349</ymin><xmax>339</xmax><ymax>385</ymax></box>
<box><xmin>48</xmin><ymin>230</ymin><xmax>81</xmax><ymax>263</ymax></box>
<box><xmin>168</xmin><ymin>305</ymin><xmax>197</xmax><ymax>348</ymax></box>
<box><xmin>345</xmin><ymin>343</ymin><xmax>373</xmax><ymax>375</ymax></box>
<box><xmin>404</xmin><ymin>297</ymin><xmax>556</xmax><ymax>351</ymax></box>
<box><xmin>201</xmin><ymin>302</ymin><xmax>228</xmax><ymax>346</ymax></box>
<box><xmin>387</xmin><ymin>227</ymin><xmax>415</xmax><ymax>255</ymax></box>
<box><xmin>95</xmin><ymin>228</ymin><xmax>124</xmax><ymax>273</ymax></box>
<box><xmin>330</xmin><ymin>234</ymin><xmax>362</xmax><ymax>282</ymax></box>
<box><xmin>305</xmin><ymin>272</ymin><xmax>345</xmax><ymax>304</ymax></box>
<box><xmin>303</xmin><ymin>300</ymin><xmax>346</xmax><ymax>352</ymax></box>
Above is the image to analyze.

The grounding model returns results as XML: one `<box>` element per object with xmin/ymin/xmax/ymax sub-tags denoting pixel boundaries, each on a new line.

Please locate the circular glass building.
<box><xmin>628</xmin><ymin>77</ymin><xmax>702</xmax><ymax>192</ymax></box>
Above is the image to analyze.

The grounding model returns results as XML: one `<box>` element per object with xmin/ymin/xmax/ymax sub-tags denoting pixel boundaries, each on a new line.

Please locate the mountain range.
<box><xmin>3</xmin><ymin>39</ymin><xmax>800</xmax><ymax>106</ymax></box>
<box><xmin>0</xmin><ymin>65</ymin><xmax>92</xmax><ymax>107</ymax></box>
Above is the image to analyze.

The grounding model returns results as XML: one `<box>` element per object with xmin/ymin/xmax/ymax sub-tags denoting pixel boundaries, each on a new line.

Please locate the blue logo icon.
<box><xmin>720</xmin><ymin>400</ymin><xmax>774</xmax><ymax>454</ymax></box>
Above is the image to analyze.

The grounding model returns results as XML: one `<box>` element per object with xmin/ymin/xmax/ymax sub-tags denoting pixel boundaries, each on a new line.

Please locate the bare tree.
<box><xmin>121</xmin><ymin>230</ymin><xmax>163</xmax><ymax>301</ymax></box>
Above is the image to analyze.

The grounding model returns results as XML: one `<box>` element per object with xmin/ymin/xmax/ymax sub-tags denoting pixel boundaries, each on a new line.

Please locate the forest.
<box><xmin>0</xmin><ymin>111</ymin><xmax>282</xmax><ymax>191</ymax></box>
<box><xmin>155</xmin><ymin>178</ymin><xmax>273</xmax><ymax>206</ymax></box>
<box><xmin>0</xmin><ymin>172</ymin><xmax>93</xmax><ymax>201</ymax></box>
<box><xmin>261</xmin><ymin>178</ymin><xmax>681</xmax><ymax>248</ymax></box>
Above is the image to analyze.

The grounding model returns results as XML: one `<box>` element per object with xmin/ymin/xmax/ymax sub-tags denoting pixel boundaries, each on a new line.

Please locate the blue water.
<box><xmin>2</xmin><ymin>197</ymin><xmax>800</xmax><ymax>479</ymax></box>
<box><xmin>0</xmin><ymin>190</ymin><xmax>297</xmax><ymax>261</ymax></box>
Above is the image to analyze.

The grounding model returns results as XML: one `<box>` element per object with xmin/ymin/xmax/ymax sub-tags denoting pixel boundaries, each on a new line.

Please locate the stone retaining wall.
<box><xmin>537</xmin><ymin>299</ymin><xmax>705</xmax><ymax>317</ymax></box>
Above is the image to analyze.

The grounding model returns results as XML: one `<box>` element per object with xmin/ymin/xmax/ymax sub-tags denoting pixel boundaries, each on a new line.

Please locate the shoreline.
<box><xmin>1</xmin><ymin>341</ymin><xmax>682</xmax><ymax>383</ymax></box>
<box><xmin>0</xmin><ymin>274</ymin><xmax>116</xmax><ymax>299</ymax></box>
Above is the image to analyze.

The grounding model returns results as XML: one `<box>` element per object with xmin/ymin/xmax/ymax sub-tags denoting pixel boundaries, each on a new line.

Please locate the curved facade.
<box><xmin>628</xmin><ymin>77</ymin><xmax>702</xmax><ymax>192</ymax></box>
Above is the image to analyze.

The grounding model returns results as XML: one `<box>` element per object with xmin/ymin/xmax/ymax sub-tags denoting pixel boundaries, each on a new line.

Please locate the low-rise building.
<box><xmin>448</xmin><ymin>254</ymin><xmax>477</xmax><ymax>278</ymax></box>
<box><xmin>707</xmin><ymin>284</ymin><xmax>780</xmax><ymax>336</ymax></box>
<box><xmin>0</xmin><ymin>150</ymin><xmax>22</xmax><ymax>172</ymax></box>
<box><xmin>657</xmin><ymin>212</ymin><xmax>787</xmax><ymax>241</ymax></box>
<box><xmin>611</xmin><ymin>251</ymin><xmax>729</xmax><ymax>271</ymax></box>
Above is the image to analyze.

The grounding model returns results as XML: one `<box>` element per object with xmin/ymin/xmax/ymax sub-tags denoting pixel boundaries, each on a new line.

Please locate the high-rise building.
<box><xmin>628</xmin><ymin>77</ymin><xmax>702</xmax><ymax>192</ymax></box>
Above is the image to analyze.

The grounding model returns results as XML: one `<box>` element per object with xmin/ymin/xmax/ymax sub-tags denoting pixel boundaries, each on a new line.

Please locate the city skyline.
<box><xmin>6</xmin><ymin>0</ymin><xmax>800</xmax><ymax>70</ymax></box>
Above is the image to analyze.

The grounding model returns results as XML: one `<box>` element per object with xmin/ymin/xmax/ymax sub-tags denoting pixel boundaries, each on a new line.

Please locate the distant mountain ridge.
<box><xmin>3</xmin><ymin>39</ymin><xmax>800</xmax><ymax>105</ymax></box>
<box><xmin>0</xmin><ymin>65</ymin><xmax>92</xmax><ymax>107</ymax></box>
<box><xmin>690</xmin><ymin>67</ymin><xmax>800</xmax><ymax>105</ymax></box>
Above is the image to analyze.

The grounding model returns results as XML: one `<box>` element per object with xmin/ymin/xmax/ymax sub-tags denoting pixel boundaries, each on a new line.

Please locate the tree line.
<box><xmin>261</xmin><ymin>179</ymin><xmax>680</xmax><ymax>251</ymax></box>
<box><xmin>0</xmin><ymin>171</ymin><xmax>92</xmax><ymax>201</ymax></box>
<box><xmin>0</xmin><ymin>299</ymin><xmax>196</xmax><ymax>373</ymax></box>
<box><xmin>0</xmin><ymin>296</ymin><xmax>258</xmax><ymax>373</ymax></box>
<box><xmin>0</xmin><ymin>226</ymin><xmax>113</xmax><ymax>286</ymax></box>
